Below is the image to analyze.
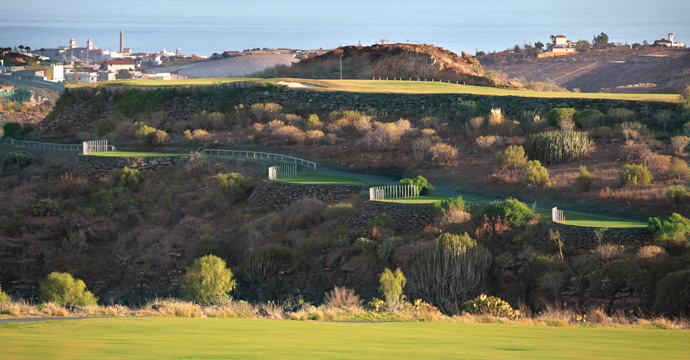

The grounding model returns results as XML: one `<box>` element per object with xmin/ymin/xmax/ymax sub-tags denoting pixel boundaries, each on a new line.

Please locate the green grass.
<box><xmin>86</xmin><ymin>151</ymin><xmax>188</xmax><ymax>157</ymax></box>
<box><xmin>2</xmin><ymin>317</ymin><xmax>689</xmax><ymax>359</ymax></box>
<box><xmin>535</xmin><ymin>208</ymin><xmax>647</xmax><ymax>228</ymax></box>
<box><xmin>67</xmin><ymin>77</ymin><xmax>260</xmax><ymax>88</ymax></box>
<box><xmin>277</xmin><ymin>171</ymin><xmax>373</xmax><ymax>185</ymax></box>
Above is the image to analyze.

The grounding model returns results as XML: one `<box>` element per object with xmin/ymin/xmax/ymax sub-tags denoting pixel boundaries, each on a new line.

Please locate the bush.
<box><xmin>31</xmin><ymin>198</ymin><xmax>60</xmax><ymax>216</ymax></box>
<box><xmin>495</xmin><ymin>145</ymin><xmax>527</xmax><ymax>172</ymax></box>
<box><xmin>376</xmin><ymin>236</ymin><xmax>404</xmax><ymax>261</ymax></box>
<box><xmin>666</xmin><ymin>185</ymin><xmax>690</xmax><ymax>205</ymax></box>
<box><xmin>586</xmin><ymin>257</ymin><xmax>649</xmax><ymax>300</ymax></box>
<box><xmin>644</xmin><ymin>154</ymin><xmax>671</xmax><ymax>173</ymax></box>
<box><xmin>2</xmin><ymin>122</ymin><xmax>22</xmax><ymax>138</ymax></box>
<box><xmin>575</xmin><ymin>165</ymin><xmax>598</xmax><ymax>192</ymax></box>
<box><xmin>305</xmin><ymin>130</ymin><xmax>325</xmax><ymax>144</ymax></box>
<box><xmin>91</xmin><ymin>189</ymin><xmax>114</xmax><ymax>216</ymax></box>
<box><xmin>546</xmin><ymin>108</ymin><xmax>577</xmax><ymax>126</ymax></box>
<box><xmin>524</xmin><ymin>130</ymin><xmax>592</xmax><ymax>164</ymax></box>
<box><xmin>322</xmin><ymin>203</ymin><xmax>354</xmax><ymax>220</ymax></box>
<box><xmin>134</xmin><ymin>121</ymin><xmax>168</xmax><ymax>145</ymax></box>
<box><xmin>654</xmin><ymin>269</ymin><xmax>690</xmax><ymax>317</ymax></box>
<box><xmin>242</xmin><ymin>244</ymin><xmax>291</xmax><ymax>283</ymax></box>
<box><xmin>284</xmin><ymin>198</ymin><xmax>326</xmax><ymax>230</ymax></box>
<box><xmin>670</xmin><ymin>136</ymin><xmax>690</xmax><ymax>154</ymax></box>
<box><xmin>181</xmin><ymin>255</ymin><xmax>236</xmax><ymax>305</ymax></box>
<box><xmin>433</xmin><ymin>196</ymin><xmax>465</xmax><ymax>215</ymax></box>
<box><xmin>462</xmin><ymin>294</ymin><xmax>520</xmax><ymax>320</ymax></box>
<box><xmin>0</xmin><ymin>284</ymin><xmax>9</xmax><ymax>304</ymax></box>
<box><xmin>39</xmin><ymin>272</ymin><xmax>98</xmax><ymax>306</ymax></box>
<box><xmin>429</xmin><ymin>142</ymin><xmax>459</xmax><ymax>167</ymax></box>
<box><xmin>3</xmin><ymin>150</ymin><xmax>35</xmax><ymax>170</ymax></box>
<box><xmin>475</xmin><ymin>135</ymin><xmax>499</xmax><ymax>149</ymax></box>
<box><xmin>324</xmin><ymin>287</ymin><xmax>363</xmax><ymax>309</ymax></box>
<box><xmin>366</xmin><ymin>213</ymin><xmax>396</xmax><ymax>233</ymax></box>
<box><xmin>112</xmin><ymin>167</ymin><xmax>142</xmax><ymax>189</ymax></box>
<box><xmin>96</xmin><ymin>117</ymin><xmax>116</xmax><ymax>136</ymax></box>
<box><xmin>573</xmin><ymin>109</ymin><xmax>603</xmax><ymax>129</ymax></box>
<box><xmin>305</xmin><ymin>114</ymin><xmax>322</xmax><ymax>130</ymax></box>
<box><xmin>354</xmin><ymin>237</ymin><xmax>377</xmax><ymax>253</ymax></box>
<box><xmin>399</xmin><ymin>175</ymin><xmax>433</xmax><ymax>195</ymax></box>
<box><xmin>216</xmin><ymin>172</ymin><xmax>255</xmax><ymax>203</ymax></box>
<box><xmin>648</xmin><ymin>213</ymin><xmax>690</xmax><ymax>244</ymax></box>
<box><xmin>607</xmin><ymin>108</ymin><xmax>635</xmax><ymax>122</ymax></box>
<box><xmin>523</xmin><ymin>160</ymin><xmax>549</xmax><ymax>186</ymax></box>
<box><xmin>479</xmin><ymin>199</ymin><xmax>534</xmax><ymax>229</ymax></box>
<box><xmin>379</xmin><ymin>268</ymin><xmax>407</xmax><ymax>311</ymax></box>
<box><xmin>618</xmin><ymin>164</ymin><xmax>653</xmax><ymax>186</ymax></box>
<box><xmin>293</xmin><ymin>236</ymin><xmax>324</xmax><ymax>271</ymax></box>
<box><xmin>669</xmin><ymin>158</ymin><xmax>690</xmax><ymax>179</ymax></box>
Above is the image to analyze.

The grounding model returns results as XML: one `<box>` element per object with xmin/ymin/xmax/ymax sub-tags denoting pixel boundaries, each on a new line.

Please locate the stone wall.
<box><xmin>77</xmin><ymin>155</ymin><xmax>182</xmax><ymax>179</ymax></box>
<box><xmin>247</xmin><ymin>180</ymin><xmax>366</xmax><ymax>210</ymax></box>
<box><xmin>538</xmin><ymin>222</ymin><xmax>652</xmax><ymax>250</ymax></box>
<box><xmin>345</xmin><ymin>201</ymin><xmax>437</xmax><ymax>232</ymax></box>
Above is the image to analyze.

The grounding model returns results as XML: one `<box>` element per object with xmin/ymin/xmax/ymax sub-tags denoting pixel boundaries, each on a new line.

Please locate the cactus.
<box><xmin>524</xmin><ymin>130</ymin><xmax>592</xmax><ymax>164</ymax></box>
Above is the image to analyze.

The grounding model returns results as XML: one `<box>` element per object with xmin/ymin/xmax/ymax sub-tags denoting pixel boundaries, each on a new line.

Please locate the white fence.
<box><xmin>369</xmin><ymin>184</ymin><xmax>420</xmax><ymax>201</ymax></box>
<box><xmin>268</xmin><ymin>165</ymin><xmax>299</xmax><ymax>180</ymax></box>
<box><xmin>10</xmin><ymin>138</ymin><xmax>83</xmax><ymax>152</ymax></box>
<box><xmin>552</xmin><ymin>207</ymin><xmax>564</xmax><ymax>223</ymax></box>
<box><xmin>82</xmin><ymin>140</ymin><xmax>115</xmax><ymax>155</ymax></box>
<box><xmin>201</xmin><ymin>149</ymin><xmax>316</xmax><ymax>169</ymax></box>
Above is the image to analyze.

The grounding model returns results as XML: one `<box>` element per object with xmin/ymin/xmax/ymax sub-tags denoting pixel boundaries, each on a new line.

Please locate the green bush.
<box><xmin>96</xmin><ymin>117</ymin><xmax>116</xmax><ymax>136</ymax></box>
<box><xmin>399</xmin><ymin>175</ymin><xmax>434</xmax><ymax>195</ymax></box>
<box><xmin>607</xmin><ymin>108</ymin><xmax>635</xmax><ymax>122</ymax></box>
<box><xmin>39</xmin><ymin>272</ymin><xmax>98</xmax><ymax>306</ymax></box>
<box><xmin>654</xmin><ymin>269</ymin><xmax>690</xmax><ymax>317</ymax></box>
<box><xmin>524</xmin><ymin>160</ymin><xmax>549</xmax><ymax>186</ymax></box>
<box><xmin>91</xmin><ymin>189</ymin><xmax>114</xmax><ymax>216</ymax></box>
<box><xmin>433</xmin><ymin>196</ymin><xmax>465</xmax><ymax>215</ymax></box>
<box><xmin>354</xmin><ymin>237</ymin><xmax>377</xmax><ymax>253</ymax></box>
<box><xmin>293</xmin><ymin>236</ymin><xmax>324</xmax><ymax>271</ymax></box>
<box><xmin>31</xmin><ymin>198</ymin><xmax>60</xmax><ymax>216</ymax></box>
<box><xmin>495</xmin><ymin>145</ymin><xmax>527</xmax><ymax>172</ymax></box>
<box><xmin>242</xmin><ymin>244</ymin><xmax>291</xmax><ymax>283</ymax></box>
<box><xmin>216</xmin><ymin>172</ymin><xmax>255</xmax><ymax>203</ymax></box>
<box><xmin>462</xmin><ymin>294</ymin><xmax>521</xmax><ymax>320</ymax></box>
<box><xmin>283</xmin><ymin>198</ymin><xmax>326</xmax><ymax>230</ymax></box>
<box><xmin>112</xmin><ymin>167</ymin><xmax>142</xmax><ymax>189</ymax></box>
<box><xmin>479</xmin><ymin>199</ymin><xmax>534</xmax><ymax>229</ymax></box>
<box><xmin>666</xmin><ymin>185</ymin><xmax>690</xmax><ymax>205</ymax></box>
<box><xmin>0</xmin><ymin>284</ymin><xmax>9</xmax><ymax>304</ymax></box>
<box><xmin>366</xmin><ymin>213</ymin><xmax>396</xmax><ymax>232</ymax></box>
<box><xmin>618</xmin><ymin>164</ymin><xmax>653</xmax><ymax>186</ymax></box>
<box><xmin>2</xmin><ymin>150</ymin><xmax>35</xmax><ymax>170</ymax></box>
<box><xmin>524</xmin><ymin>130</ymin><xmax>592</xmax><ymax>164</ymax></box>
<box><xmin>2</xmin><ymin>122</ymin><xmax>22</xmax><ymax>138</ymax></box>
<box><xmin>321</xmin><ymin>204</ymin><xmax>355</xmax><ymax>220</ymax></box>
<box><xmin>648</xmin><ymin>213</ymin><xmax>690</xmax><ymax>244</ymax></box>
<box><xmin>586</xmin><ymin>257</ymin><xmax>651</xmax><ymax>301</ymax></box>
<box><xmin>546</xmin><ymin>108</ymin><xmax>577</xmax><ymax>126</ymax></box>
<box><xmin>575</xmin><ymin>165</ymin><xmax>598</xmax><ymax>192</ymax></box>
<box><xmin>573</xmin><ymin>109</ymin><xmax>604</xmax><ymax>129</ymax></box>
<box><xmin>379</xmin><ymin>268</ymin><xmax>407</xmax><ymax>311</ymax></box>
<box><xmin>181</xmin><ymin>255</ymin><xmax>236</xmax><ymax>305</ymax></box>
<box><xmin>376</xmin><ymin>236</ymin><xmax>405</xmax><ymax>260</ymax></box>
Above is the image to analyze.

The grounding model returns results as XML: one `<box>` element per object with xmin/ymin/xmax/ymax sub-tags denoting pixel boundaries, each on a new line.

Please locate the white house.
<box><xmin>654</xmin><ymin>33</ymin><xmax>686</xmax><ymax>48</ymax></box>
<box><xmin>105</xmin><ymin>60</ymin><xmax>135</xmax><ymax>72</ymax></box>
<box><xmin>552</xmin><ymin>35</ymin><xmax>576</xmax><ymax>53</ymax></box>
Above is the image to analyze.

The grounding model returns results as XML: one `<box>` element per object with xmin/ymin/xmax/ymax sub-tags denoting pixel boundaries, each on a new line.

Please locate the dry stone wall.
<box><xmin>247</xmin><ymin>180</ymin><xmax>366</xmax><ymax>210</ymax></box>
<box><xmin>77</xmin><ymin>155</ymin><xmax>182</xmax><ymax>179</ymax></box>
<box><xmin>538</xmin><ymin>222</ymin><xmax>652</xmax><ymax>250</ymax></box>
<box><xmin>345</xmin><ymin>201</ymin><xmax>436</xmax><ymax>232</ymax></box>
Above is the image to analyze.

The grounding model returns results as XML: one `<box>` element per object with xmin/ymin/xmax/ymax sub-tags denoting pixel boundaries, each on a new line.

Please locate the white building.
<box><xmin>552</xmin><ymin>35</ymin><xmax>576</xmax><ymax>53</ymax></box>
<box><xmin>105</xmin><ymin>60</ymin><xmax>135</xmax><ymax>72</ymax></box>
<box><xmin>67</xmin><ymin>71</ymin><xmax>98</xmax><ymax>83</ymax></box>
<box><xmin>654</xmin><ymin>33</ymin><xmax>686</xmax><ymax>48</ymax></box>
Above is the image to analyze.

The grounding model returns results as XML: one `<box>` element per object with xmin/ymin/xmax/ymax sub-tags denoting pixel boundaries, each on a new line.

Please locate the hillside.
<box><xmin>481</xmin><ymin>48</ymin><xmax>690</xmax><ymax>93</ymax></box>
<box><xmin>261</xmin><ymin>43</ymin><xmax>520</xmax><ymax>88</ymax></box>
<box><xmin>147</xmin><ymin>54</ymin><xmax>300</xmax><ymax>78</ymax></box>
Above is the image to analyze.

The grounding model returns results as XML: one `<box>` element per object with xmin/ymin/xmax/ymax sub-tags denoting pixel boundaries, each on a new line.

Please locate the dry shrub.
<box><xmin>429</xmin><ymin>142</ymin><xmax>459</xmax><ymax>167</ymax></box>
<box><xmin>306</xmin><ymin>130</ymin><xmax>325</xmax><ymax>144</ymax></box>
<box><xmin>140</xmin><ymin>298</ymin><xmax>203</xmax><ymax>317</ymax></box>
<box><xmin>559</xmin><ymin>119</ymin><xmax>575</xmax><ymax>131</ymax></box>
<box><xmin>283</xmin><ymin>114</ymin><xmax>302</xmax><ymax>124</ymax></box>
<box><xmin>476</xmin><ymin>135</ymin><xmax>500</xmax><ymax>149</ymax></box>
<box><xmin>184</xmin><ymin>129</ymin><xmax>212</xmax><ymax>142</ymax></box>
<box><xmin>326</xmin><ymin>119</ymin><xmax>350</xmax><ymax>134</ymax></box>
<box><xmin>669</xmin><ymin>157</ymin><xmax>690</xmax><ymax>179</ymax></box>
<box><xmin>420</xmin><ymin>128</ymin><xmax>436</xmax><ymax>137</ymax></box>
<box><xmin>395</xmin><ymin>119</ymin><xmax>415</xmax><ymax>134</ymax></box>
<box><xmin>410</xmin><ymin>137</ymin><xmax>434</xmax><ymax>160</ymax></box>
<box><xmin>437</xmin><ymin>209</ymin><xmax>471</xmax><ymax>233</ymax></box>
<box><xmin>364</xmin><ymin>121</ymin><xmax>405</xmax><ymax>148</ymax></box>
<box><xmin>586</xmin><ymin>308</ymin><xmax>608</xmax><ymax>324</ymax></box>
<box><xmin>273</xmin><ymin>125</ymin><xmax>303</xmax><ymax>143</ymax></box>
<box><xmin>283</xmin><ymin>198</ymin><xmax>326</xmax><ymax>230</ymax></box>
<box><xmin>621</xmin><ymin>129</ymin><xmax>640</xmax><ymax>141</ymax></box>
<box><xmin>206</xmin><ymin>301</ymin><xmax>259</xmax><ymax>318</ymax></box>
<box><xmin>326</xmin><ymin>133</ymin><xmax>338</xmax><ymax>144</ymax></box>
<box><xmin>353</xmin><ymin>115</ymin><xmax>372</xmax><ymax>134</ymax></box>
<box><xmin>598</xmin><ymin>186</ymin><xmax>658</xmax><ymax>201</ymax></box>
<box><xmin>670</xmin><ymin>136</ymin><xmax>690</xmax><ymax>154</ymax></box>
<box><xmin>504</xmin><ymin>136</ymin><xmax>525</xmax><ymax>146</ymax></box>
<box><xmin>645</xmin><ymin>154</ymin><xmax>671</xmax><ymax>173</ymax></box>
<box><xmin>621</xmin><ymin>141</ymin><xmax>651</xmax><ymax>162</ymax></box>
<box><xmin>594</xmin><ymin>243</ymin><xmax>624</xmax><ymax>260</ymax></box>
<box><xmin>469</xmin><ymin>116</ymin><xmax>484</xmax><ymax>132</ymax></box>
<box><xmin>488</xmin><ymin>108</ymin><xmax>504</xmax><ymax>126</ymax></box>
<box><xmin>267</xmin><ymin>120</ymin><xmax>285</xmax><ymax>132</ymax></box>
<box><xmin>252</xmin><ymin>123</ymin><xmax>265</xmax><ymax>132</ymax></box>
<box><xmin>324</xmin><ymin>287</ymin><xmax>363</xmax><ymax>309</ymax></box>
<box><xmin>420</xmin><ymin>116</ymin><xmax>440</xmax><ymax>129</ymax></box>
<box><xmin>38</xmin><ymin>302</ymin><xmax>69</xmax><ymax>317</ymax></box>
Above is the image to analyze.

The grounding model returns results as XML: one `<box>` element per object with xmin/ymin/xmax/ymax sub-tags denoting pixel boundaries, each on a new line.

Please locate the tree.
<box><xmin>534</xmin><ymin>41</ymin><xmax>544</xmax><ymax>51</ymax></box>
<box><xmin>574</xmin><ymin>40</ymin><xmax>591</xmax><ymax>52</ymax></box>
<box><xmin>116</xmin><ymin>69</ymin><xmax>133</xmax><ymax>79</ymax></box>
<box><xmin>25</xmin><ymin>46</ymin><xmax>31</xmax><ymax>54</ymax></box>
<box><xmin>593</xmin><ymin>32</ymin><xmax>609</xmax><ymax>48</ymax></box>
<box><xmin>39</xmin><ymin>272</ymin><xmax>98</xmax><ymax>306</ymax></box>
<box><xmin>0</xmin><ymin>283</ymin><xmax>9</xmax><ymax>304</ymax></box>
<box><xmin>181</xmin><ymin>255</ymin><xmax>236</xmax><ymax>305</ymax></box>
<box><xmin>18</xmin><ymin>45</ymin><xmax>24</xmax><ymax>53</ymax></box>
<box><xmin>632</xmin><ymin>43</ymin><xmax>642</xmax><ymax>50</ymax></box>
<box><xmin>2</xmin><ymin>122</ymin><xmax>22</xmax><ymax>138</ymax></box>
<box><xmin>39</xmin><ymin>48</ymin><xmax>46</xmax><ymax>57</ymax></box>
<box><xmin>379</xmin><ymin>268</ymin><xmax>406</xmax><ymax>311</ymax></box>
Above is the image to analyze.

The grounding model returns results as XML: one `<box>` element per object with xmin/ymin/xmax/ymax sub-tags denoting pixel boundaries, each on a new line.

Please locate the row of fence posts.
<box><xmin>552</xmin><ymin>207</ymin><xmax>564</xmax><ymax>223</ymax></box>
<box><xmin>369</xmin><ymin>184</ymin><xmax>419</xmax><ymax>201</ymax></box>
<box><xmin>82</xmin><ymin>140</ymin><xmax>114</xmax><ymax>155</ymax></box>
<box><xmin>268</xmin><ymin>164</ymin><xmax>298</xmax><ymax>180</ymax></box>
<box><xmin>371</xmin><ymin>77</ymin><xmax>464</xmax><ymax>85</ymax></box>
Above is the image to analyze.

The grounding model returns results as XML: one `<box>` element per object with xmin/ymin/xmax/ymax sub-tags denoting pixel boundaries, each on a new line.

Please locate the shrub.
<box><xmin>322</xmin><ymin>203</ymin><xmax>354</xmax><ymax>220</ymax></box>
<box><xmin>573</xmin><ymin>109</ymin><xmax>603</xmax><ymax>129</ymax></box>
<box><xmin>184</xmin><ymin>129</ymin><xmax>212</xmax><ymax>142</ymax></box>
<box><xmin>433</xmin><ymin>196</ymin><xmax>465</xmax><ymax>215</ymax></box>
<box><xmin>399</xmin><ymin>175</ymin><xmax>433</xmax><ymax>194</ymax></box>
<box><xmin>524</xmin><ymin>130</ymin><xmax>592</xmax><ymax>164</ymax></box>
<box><xmin>408</xmin><ymin>233</ymin><xmax>492</xmax><ymax>314</ymax></box>
<box><xmin>475</xmin><ymin>135</ymin><xmax>498</xmax><ymax>149</ymax></box>
<box><xmin>669</xmin><ymin>158</ymin><xmax>690</xmax><ymax>179</ymax></box>
<box><xmin>666</xmin><ymin>185</ymin><xmax>690</xmax><ymax>205</ymax></box>
<box><xmin>31</xmin><ymin>198</ymin><xmax>60</xmax><ymax>216</ymax></box>
<box><xmin>594</xmin><ymin>243</ymin><xmax>624</xmax><ymax>260</ymax></box>
<box><xmin>3</xmin><ymin>150</ymin><xmax>35</xmax><ymax>170</ymax></box>
<box><xmin>366</xmin><ymin>213</ymin><xmax>396</xmax><ymax>233</ymax></box>
<box><xmin>376</xmin><ymin>236</ymin><xmax>404</xmax><ymax>261</ymax></box>
<box><xmin>462</xmin><ymin>294</ymin><xmax>520</xmax><ymax>320</ymax></box>
<box><xmin>305</xmin><ymin>114</ymin><xmax>322</xmax><ymax>130</ymax></box>
<box><xmin>216</xmin><ymin>172</ymin><xmax>255</xmax><ymax>203</ymax></box>
<box><xmin>523</xmin><ymin>160</ymin><xmax>549</xmax><ymax>186</ymax></box>
<box><xmin>112</xmin><ymin>167</ymin><xmax>142</xmax><ymax>189</ymax></box>
<box><xmin>607</xmin><ymin>108</ymin><xmax>635</xmax><ymax>122</ymax></box>
<box><xmin>654</xmin><ymin>269</ymin><xmax>690</xmax><ymax>317</ymax></box>
<box><xmin>648</xmin><ymin>213</ymin><xmax>690</xmax><ymax>244</ymax></box>
<box><xmin>326</xmin><ymin>133</ymin><xmax>338</xmax><ymax>144</ymax></box>
<box><xmin>495</xmin><ymin>145</ymin><xmax>527</xmax><ymax>172</ymax></box>
<box><xmin>242</xmin><ymin>244</ymin><xmax>291</xmax><ymax>283</ymax></box>
<box><xmin>355</xmin><ymin>237</ymin><xmax>377</xmax><ymax>253</ymax></box>
<box><xmin>305</xmin><ymin>130</ymin><xmax>325</xmax><ymax>144</ymax></box>
<box><xmin>283</xmin><ymin>198</ymin><xmax>326</xmax><ymax>230</ymax></box>
<box><xmin>670</xmin><ymin>135</ymin><xmax>690</xmax><ymax>154</ymax></box>
<box><xmin>181</xmin><ymin>255</ymin><xmax>236</xmax><ymax>305</ymax></box>
<box><xmin>91</xmin><ymin>189</ymin><xmax>114</xmax><ymax>216</ymax></box>
<box><xmin>39</xmin><ymin>272</ymin><xmax>98</xmax><ymax>306</ymax></box>
<box><xmin>469</xmin><ymin>116</ymin><xmax>484</xmax><ymax>131</ymax></box>
<box><xmin>644</xmin><ymin>154</ymin><xmax>671</xmax><ymax>173</ymax></box>
<box><xmin>2</xmin><ymin>122</ymin><xmax>22</xmax><ymax>138</ymax></box>
<box><xmin>0</xmin><ymin>284</ymin><xmax>9</xmax><ymax>304</ymax></box>
<box><xmin>586</xmin><ymin>257</ymin><xmax>649</xmax><ymax>300</ymax></box>
<box><xmin>618</xmin><ymin>164</ymin><xmax>653</xmax><ymax>186</ymax></box>
<box><xmin>429</xmin><ymin>142</ymin><xmax>459</xmax><ymax>167</ymax></box>
<box><xmin>134</xmin><ymin>122</ymin><xmax>168</xmax><ymax>145</ymax></box>
<box><xmin>575</xmin><ymin>165</ymin><xmax>598</xmax><ymax>192</ymax></box>
<box><xmin>96</xmin><ymin>117</ymin><xmax>116</xmax><ymax>136</ymax></box>
<box><xmin>324</xmin><ymin>287</ymin><xmax>363</xmax><ymax>309</ymax></box>
<box><xmin>546</xmin><ymin>108</ymin><xmax>577</xmax><ymax>126</ymax></box>
<box><xmin>292</xmin><ymin>236</ymin><xmax>324</xmax><ymax>271</ymax></box>
<box><xmin>488</xmin><ymin>108</ymin><xmax>504</xmax><ymax>127</ymax></box>
<box><xmin>479</xmin><ymin>199</ymin><xmax>534</xmax><ymax>229</ymax></box>
<box><xmin>621</xmin><ymin>141</ymin><xmax>651</xmax><ymax>162</ymax></box>
<box><xmin>379</xmin><ymin>268</ymin><xmax>407</xmax><ymax>311</ymax></box>
<box><xmin>353</xmin><ymin>115</ymin><xmax>372</xmax><ymax>134</ymax></box>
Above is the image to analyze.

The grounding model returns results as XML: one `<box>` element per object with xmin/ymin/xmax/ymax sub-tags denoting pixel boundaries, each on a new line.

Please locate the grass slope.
<box><xmin>2</xmin><ymin>318</ymin><xmax>689</xmax><ymax>359</ymax></box>
<box><xmin>86</xmin><ymin>151</ymin><xmax>188</xmax><ymax>157</ymax></box>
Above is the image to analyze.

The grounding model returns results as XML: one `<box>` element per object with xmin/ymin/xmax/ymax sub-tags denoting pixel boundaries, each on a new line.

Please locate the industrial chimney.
<box><xmin>120</xmin><ymin>30</ymin><xmax>124</xmax><ymax>53</ymax></box>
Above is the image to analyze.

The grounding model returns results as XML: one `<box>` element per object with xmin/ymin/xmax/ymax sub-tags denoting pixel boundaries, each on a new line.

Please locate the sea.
<box><xmin>1</xmin><ymin>0</ymin><xmax>689</xmax><ymax>57</ymax></box>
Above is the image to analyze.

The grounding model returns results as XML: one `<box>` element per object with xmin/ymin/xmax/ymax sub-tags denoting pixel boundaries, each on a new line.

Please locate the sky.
<box><xmin>1</xmin><ymin>0</ymin><xmax>689</xmax><ymax>56</ymax></box>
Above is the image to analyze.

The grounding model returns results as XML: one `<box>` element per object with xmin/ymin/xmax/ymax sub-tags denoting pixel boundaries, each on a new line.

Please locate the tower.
<box><xmin>669</xmin><ymin>33</ymin><xmax>674</xmax><ymax>43</ymax></box>
<box><xmin>69</xmin><ymin>38</ymin><xmax>76</xmax><ymax>48</ymax></box>
<box><xmin>87</xmin><ymin>38</ymin><xmax>94</xmax><ymax>50</ymax></box>
<box><xmin>120</xmin><ymin>30</ymin><xmax>124</xmax><ymax>53</ymax></box>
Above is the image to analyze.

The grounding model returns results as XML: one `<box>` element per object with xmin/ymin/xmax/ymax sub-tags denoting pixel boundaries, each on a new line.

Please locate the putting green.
<box><xmin>276</xmin><ymin>171</ymin><xmax>374</xmax><ymax>185</ymax></box>
<box><xmin>86</xmin><ymin>151</ymin><xmax>188</xmax><ymax>157</ymax></box>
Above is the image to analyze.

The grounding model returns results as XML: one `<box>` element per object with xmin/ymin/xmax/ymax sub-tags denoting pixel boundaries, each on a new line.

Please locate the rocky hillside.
<box><xmin>261</xmin><ymin>43</ymin><xmax>519</xmax><ymax>88</ymax></box>
<box><xmin>481</xmin><ymin>48</ymin><xmax>690</xmax><ymax>93</ymax></box>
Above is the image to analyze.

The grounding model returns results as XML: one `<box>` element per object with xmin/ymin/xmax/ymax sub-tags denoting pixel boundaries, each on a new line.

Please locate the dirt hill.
<box><xmin>262</xmin><ymin>43</ymin><xmax>519</xmax><ymax>88</ymax></box>
<box><xmin>147</xmin><ymin>54</ymin><xmax>300</xmax><ymax>78</ymax></box>
<box><xmin>481</xmin><ymin>48</ymin><xmax>690</xmax><ymax>93</ymax></box>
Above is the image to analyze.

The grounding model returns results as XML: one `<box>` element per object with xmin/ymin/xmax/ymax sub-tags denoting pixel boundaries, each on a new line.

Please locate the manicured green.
<box><xmin>535</xmin><ymin>208</ymin><xmax>647</xmax><ymax>228</ymax></box>
<box><xmin>67</xmin><ymin>77</ymin><xmax>258</xmax><ymax>88</ymax></box>
<box><xmin>86</xmin><ymin>151</ymin><xmax>188</xmax><ymax>157</ymax></box>
<box><xmin>2</xmin><ymin>317</ymin><xmax>689</xmax><ymax>359</ymax></box>
<box><xmin>277</xmin><ymin>171</ymin><xmax>374</xmax><ymax>185</ymax></box>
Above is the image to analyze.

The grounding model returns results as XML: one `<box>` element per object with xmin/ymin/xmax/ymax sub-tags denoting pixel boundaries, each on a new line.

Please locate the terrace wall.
<box><xmin>537</xmin><ymin>222</ymin><xmax>653</xmax><ymax>250</ymax></box>
<box><xmin>77</xmin><ymin>155</ymin><xmax>181</xmax><ymax>179</ymax></box>
<box><xmin>247</xmin><ymin>180</ymin><xmax>366</xmax><ymax>210</ymax></box>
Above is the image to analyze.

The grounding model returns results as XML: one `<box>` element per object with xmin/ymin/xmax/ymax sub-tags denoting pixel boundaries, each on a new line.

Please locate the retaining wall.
<box><xmin>77</xmin><ymin>155</ymin><xmax>182</xmax><ymax>179</ymax></box>
<box><xmin>345</xmin><ymin>201</ymin><xmax>436</xmax><ymax>232</ymax></box>
<box><xmin>537</xmin><ymin>222</ymin><xmax>652</xmax><ymax>250</ymax></box>
<box><xmin>247</xmin><ymin>180</ymin><xmax>366</xmax><ymax>210</ymax></box>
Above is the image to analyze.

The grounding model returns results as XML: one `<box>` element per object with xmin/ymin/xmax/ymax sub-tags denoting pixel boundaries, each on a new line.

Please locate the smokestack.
<box><xmin>120</xmin><ymin>30</ymin><xmax>123</xmax><ymax>53</ymax></box>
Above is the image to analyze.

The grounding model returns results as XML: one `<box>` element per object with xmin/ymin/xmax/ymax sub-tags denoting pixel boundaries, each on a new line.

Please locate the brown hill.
<box><xmin>261</xmin><ymin>43</ymin><xmax>519</xmax><ymax>88</ymax></box>
<box><xmin>481</xmin><ymin>48</ymin><xmax>690</xmax><ymax>93</ymax></box>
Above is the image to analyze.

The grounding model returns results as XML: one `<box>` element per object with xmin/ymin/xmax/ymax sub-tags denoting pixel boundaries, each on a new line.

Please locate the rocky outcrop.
<box><xmin>538</xmin><ymin>222</ymin><xmax>652</xmax><ymax>250</ymax></box>
<box><xmin>247</xmin><ymin>181</ymin><xmax>366</xmax><ymax>210</ymax></box>
<box><xmin>345</xmin><ymin>201</ymin><xmax>436</xmax><ymax>232</ymax></box>
<box><xmin>77</xmin><ymin>155</ymin><xmax>182</xmax><ymax>179</ymax></box>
